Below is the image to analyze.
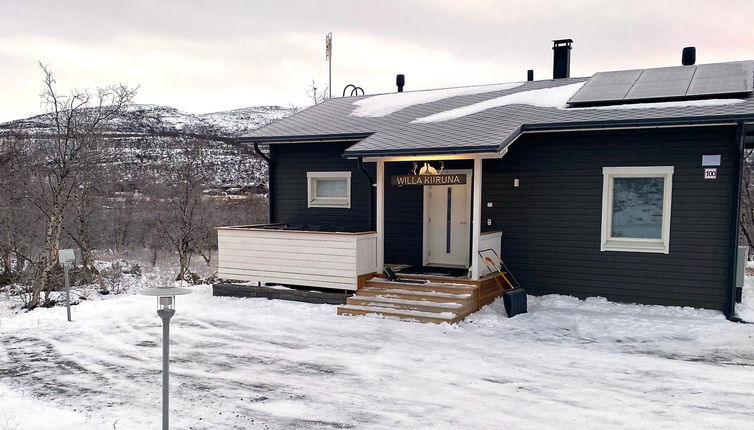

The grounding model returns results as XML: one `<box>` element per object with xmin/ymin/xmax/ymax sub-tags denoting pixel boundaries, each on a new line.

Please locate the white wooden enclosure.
<box><xmin>217</xmin><ymin>224</ymin><xmax>378</xmax><ymax>291</ymax></box>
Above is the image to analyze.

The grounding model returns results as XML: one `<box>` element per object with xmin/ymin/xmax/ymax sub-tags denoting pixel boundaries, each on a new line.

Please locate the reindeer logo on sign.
<box><xmin>412</xmin><ymin>161</ymin><xmax>444</xmax><ymax>175</ymax></box>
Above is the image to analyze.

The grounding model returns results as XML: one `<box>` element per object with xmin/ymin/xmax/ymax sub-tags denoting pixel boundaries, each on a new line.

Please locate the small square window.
<box><xmin>307</xmin><ymin>171</ymin><xmax>351</xmax><ymax>208</ymax></box>
<box><xmin>601</xmin><ymin>166</ymin><xmax>673</xmax><ymax>254</ymax></box>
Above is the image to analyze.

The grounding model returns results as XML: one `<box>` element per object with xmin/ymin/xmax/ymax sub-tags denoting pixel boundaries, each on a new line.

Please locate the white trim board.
<box><xmin>307</xmin><ymin>171</ymin><xmax>352</xmax><ymax>208</ymax></box>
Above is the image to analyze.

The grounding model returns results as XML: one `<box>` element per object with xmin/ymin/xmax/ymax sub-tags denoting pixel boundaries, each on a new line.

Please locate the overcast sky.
<box><xmin>1</xmin><ymin>0</ymin><xmax>753</xmax><ymax>122</ymax></box>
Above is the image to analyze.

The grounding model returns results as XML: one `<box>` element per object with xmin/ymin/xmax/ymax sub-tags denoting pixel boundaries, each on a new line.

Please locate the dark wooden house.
<box><xmin>216</xmin><ymin>43</ymin><xmax>754</xmax><ymax>323</ymax></box>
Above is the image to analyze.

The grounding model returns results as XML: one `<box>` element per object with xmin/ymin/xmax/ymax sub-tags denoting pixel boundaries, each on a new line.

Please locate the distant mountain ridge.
<box><xmin>1</xmin><ymin>104</ymin><xmax>296</xmax><ymax>138</ymax></box>
<box><xmin>0</xmin><ymin>104</ymin><xmax>297</xmax><ymax>186</ymax></box>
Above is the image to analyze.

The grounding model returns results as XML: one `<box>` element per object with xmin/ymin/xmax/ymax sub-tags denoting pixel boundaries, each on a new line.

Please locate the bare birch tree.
<box><xmin>24</xmin><ymin>64</ymin><xmax>136</xmax><ymax>308</ymax></box>
<box><xmin>154</xmin><ymin>137</ymin><xmax>213</xmax><ymax>281</ymax></box>
<box><xmin>306</xmin><ymin>80</ymin><xmax>330</xmax><ymax>105</ymax></box>
<box><xmin>0</xmin><ymin>131</ymin><xmax>42</xmax><ymax>280</ymax></box>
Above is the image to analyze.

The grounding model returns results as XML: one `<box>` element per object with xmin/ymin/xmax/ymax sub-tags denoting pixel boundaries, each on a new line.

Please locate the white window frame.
<box><xmin>307</xmin><ymin>171</ymin><xmax>351</xmax><ymax>208</ymax></box>
<box><xmin>601</xmin><ymin>166</ymin><xmax>674</xmax><ymax>254</ymax></box>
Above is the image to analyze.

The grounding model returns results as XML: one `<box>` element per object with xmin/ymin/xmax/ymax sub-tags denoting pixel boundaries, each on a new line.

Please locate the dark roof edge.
<box><xmin>343</xmin><ymin>143</ymin><xmax>503</xmax><ymax>158</ymax></box>
<box><xmin>522</xmin><ymin>114</ymin><xmax>754</xmax><ymax>133</ymax></box>
<box><xmin>344</xmin><ymin>126</ymin><xmax>524</xmax><ymax>158</ymax></box>
<box><xmin>237</xmin><ymin>132</ymin><xmax>373</xmax><ymax>144</ymax></box>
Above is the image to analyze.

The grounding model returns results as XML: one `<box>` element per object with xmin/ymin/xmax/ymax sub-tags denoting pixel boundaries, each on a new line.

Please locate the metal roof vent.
<box><xmin>682</xmin><ymin>47</ymin><xmax>696</xmax><ymax>66</ymax></box>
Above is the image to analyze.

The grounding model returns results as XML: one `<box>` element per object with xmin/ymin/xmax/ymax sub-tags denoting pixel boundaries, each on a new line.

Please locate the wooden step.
<box><xmin>374</xmin><ymin>272</ymin><xmax>498</xmax><ymax>285</ymax></box>
<box><xmin>337</xmin><ymin>273</ymin><xmax>504</xmax><ymax>324</ymax></box>
<box><xmin>337</xmin><ymin>276</ymin><xmax>489</xmax><ymax>324</ymax></box>
<box><xmin>355</xmin><ymin>287</ymin><xmax>472</xmax><ymax>303</ymax></box>
<box><xmin>337</xmin><ymin>305</ymin><xmax>462</xmax><ymax>324</ymax></box>
<box><xmin>347</xmin><ymin>295</ymin><xmax>470</xmax><ymax>314</ymax></box>
<box><xmin>365</xmin><ymin>278</ymin><xmax>477</xmax><ymax>295</ymax></box>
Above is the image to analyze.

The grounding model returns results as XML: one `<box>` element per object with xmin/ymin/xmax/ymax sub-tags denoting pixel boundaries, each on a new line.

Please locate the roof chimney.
<box><xmin>682</xmin><ymin>47</ymin><xmax>696</xmax><ymax>66</ymax></box>
<box><xmin>527</xmin><ymin>69</ymin><xmax>534</xmax><ymax>81</ymax></box>
<box><xmin>396</xmin><ymin>74</ymin><xmax>405</xmax><ymax>92</ymax></box>
<box><xmin>552</xmin><ymin>39</ymin><xmax>573</xmax><ymax>79</ymax></box>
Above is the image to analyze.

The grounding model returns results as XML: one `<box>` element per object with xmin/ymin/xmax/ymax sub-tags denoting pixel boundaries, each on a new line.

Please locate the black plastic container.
<box><xmin>503</xmin><ymin>288</ymin><xmax>528</xmax><ymax>317</ymax></box>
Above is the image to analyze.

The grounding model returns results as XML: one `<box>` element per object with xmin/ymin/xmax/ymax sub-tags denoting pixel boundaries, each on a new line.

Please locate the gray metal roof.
<box><xmin>241</xmin><ymin>63</ymin><xmax>754</xmax><ymax>157</ymax></box>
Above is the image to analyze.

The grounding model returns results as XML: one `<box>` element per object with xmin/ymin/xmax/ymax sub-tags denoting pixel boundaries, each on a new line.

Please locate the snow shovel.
<box><xmin>478</xmin><ymin>249</ymin><xmax>527</xmax><ymax>317</ymax></box>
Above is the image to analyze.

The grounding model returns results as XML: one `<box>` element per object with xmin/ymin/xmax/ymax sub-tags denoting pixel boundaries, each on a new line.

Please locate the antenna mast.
<box><xmin>325</xmin><ymin>32</ymin><xmax>332</xmax><ymax>99</ymax></box>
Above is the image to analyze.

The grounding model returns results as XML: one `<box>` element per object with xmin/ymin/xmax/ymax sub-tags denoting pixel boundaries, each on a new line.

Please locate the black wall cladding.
<box><xmin>270</xmin><ymin>126</ymin><xmax>739</xmax><ymax>310</ymax></box>
<box><xmin>482</xmin><ymin>126</ymin><xmax>738</xmax><ymax>310</ymax></box>
<box><xmin>271</xmin><ymin>142</ymin><xmax>373</xmax><ymax>232</ymax></box>
<box><xmin>271</xmin><ymin>143</ymin><xmax>471</xmax><ymax>266</ymax></box>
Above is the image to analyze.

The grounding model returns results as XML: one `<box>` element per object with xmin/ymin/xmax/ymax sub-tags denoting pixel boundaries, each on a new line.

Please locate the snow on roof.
<box><xmin>412</xmin><ymin>82</ymin><xmax>586</xmax><ymax>123</ymax></box>
<box><xmin>350</xmin><ymin>82</ymin><xmax>523</xmax><ymax>118</ymax></box>
<box><xmin>242</xmin><ymin>59</ymin><xmax>754</xmax><ymax>156</ymax></box>
<box><xmin>412</xmin><ymin>82</ymin><xmax>749</xmax><ymax>124</ymax></box>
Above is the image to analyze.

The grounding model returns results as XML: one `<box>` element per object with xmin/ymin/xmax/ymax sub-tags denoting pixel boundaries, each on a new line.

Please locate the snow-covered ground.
<box><xmin>1</xmin><ymin>282</ymin><xmax>754</xmax><ymax>429</ymax></box>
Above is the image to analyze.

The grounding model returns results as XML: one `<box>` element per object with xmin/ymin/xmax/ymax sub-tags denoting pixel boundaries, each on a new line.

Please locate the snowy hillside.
<box><xmin>1</xmin><ymin>104</ymin><xmax>295</xmax><ymax>138</ymax></box>
<box><xmin>0</xmin><ymin>104</ymin><xmax>296</xmax><ymax>185</ymax></box>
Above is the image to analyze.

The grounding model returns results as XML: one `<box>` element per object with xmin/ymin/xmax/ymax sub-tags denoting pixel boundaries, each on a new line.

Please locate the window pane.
<box><xmin>316</xmin><ymin>179</ymin><xmax>347</xmax><ymax>198</ymax></box>
<box><xmin>611</xmin><ymin>177</ymin><xmax>664</xmax><ymax>239</ymax></box>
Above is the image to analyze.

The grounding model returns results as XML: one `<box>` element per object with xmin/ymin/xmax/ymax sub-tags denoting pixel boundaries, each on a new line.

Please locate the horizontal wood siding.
<box><xmin>384</xmin><ymin>162</ymin><xmax>423</xmax><ymax>265</ymax></box>
<box><xmin>272</xmin><ymin>147</ymin><xmax>475</xmax><ymax>267</ymax></box>
<box><xmin>482</xmin><ymin>126</ymin><xmax>738</xmax><ymax>310</ymax></box>
<box><xmin>217</xmin><ymin>228</ymin><xmax>378</xmax><ymax>290</ymax></box>
<box><xmin>271</xmin><ymin>142</ymin><xmax>373</xmax><ymax>232</ymax></box>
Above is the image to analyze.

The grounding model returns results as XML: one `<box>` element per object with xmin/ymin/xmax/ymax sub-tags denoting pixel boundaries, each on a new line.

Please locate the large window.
<box><xmin>307</xmin><ymin>171</ymin><xmax>351</xmax><ymax>208</ymax></box>
<box><xmin>601</xmin><ymin>166</ymin><xmax>673</xmax><ymax>254</ymax></box>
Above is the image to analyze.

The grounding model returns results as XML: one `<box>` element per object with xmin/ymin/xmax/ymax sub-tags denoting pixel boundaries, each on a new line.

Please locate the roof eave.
<box><xmin>236</xmin><ymin>132</ymin><xmax>373</xmax><ymax>145</ymax></box>
<box><xmin>522</xmin><ymin>114</ymin><xmax>754</xmax><ymax>133</ymax></box>
<box><xmin>344</xmin><ymin>126</ymin><xmax>525</xmax><ymax>158</ymax></box>
<box><xmin>343</xmin><ymin>144</ymin><xmax>505</xmax><ymax>158</ymax></box>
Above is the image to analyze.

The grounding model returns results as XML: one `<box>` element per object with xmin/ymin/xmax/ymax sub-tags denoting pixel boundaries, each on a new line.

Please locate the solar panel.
<box><xmin>567</xmin><ymin>70</ymin><xmax>642</xmax><ymax>104</ymax></box>
<box><xmin>686</xmin><ymin>61</ymin><xmax>754</xmax><ymax>96</ymax></box>
<box><xmin>568</xmin><ymin>61</ymin><xmax>754</xmax><ymax>106</ymax></box>
<box><xmin>625</xmin><ymin>66</ymin><xmax>695</xmax><ymax>99</ymax></box>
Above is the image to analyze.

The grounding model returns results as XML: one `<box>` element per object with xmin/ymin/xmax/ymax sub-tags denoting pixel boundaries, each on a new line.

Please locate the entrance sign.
<box><xmin>391</xmin><ymin>174</ymin><xmax>467</xmax><ymax>186</ymax></box>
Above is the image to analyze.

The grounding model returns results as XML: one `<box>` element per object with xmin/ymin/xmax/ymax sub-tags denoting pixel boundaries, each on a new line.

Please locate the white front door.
<box><xmin>423</xmin><ymin>172</ymin><xmax>472</xmax><ymax>268</ymax></box>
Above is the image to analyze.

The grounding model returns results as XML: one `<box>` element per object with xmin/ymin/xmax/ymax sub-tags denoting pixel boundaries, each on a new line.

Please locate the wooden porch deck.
<box><xmin>337</xmin><ymin>272</ymin><xmax>503</xmax><ymax>324</ymax></box>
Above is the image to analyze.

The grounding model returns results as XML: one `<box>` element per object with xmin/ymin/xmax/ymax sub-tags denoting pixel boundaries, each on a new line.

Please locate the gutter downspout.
<box><xmin>357</xmin><ymin>157</ymin><xmax>375</xmax><ymax>231</ymax></box>
<box><xmin>254</xmin><ymin>142</ymin><xmax>274</xmax><ymax>223</ymax></box>
<box><xmin>726</xmin><ymin>122</ymin><xmax>746</xmax><ymax>320</ymax></box>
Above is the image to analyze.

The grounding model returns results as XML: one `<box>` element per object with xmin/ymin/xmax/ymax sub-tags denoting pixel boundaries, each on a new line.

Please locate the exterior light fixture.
<box><xmin>411</xmin><ymin>160</ymin><xmax>445</xmax><ymax>176</ymax></box>
<box><xmin>142</xmin><ymin>285</ymin><xmax>191</xmax><ymax>430</ymax></box>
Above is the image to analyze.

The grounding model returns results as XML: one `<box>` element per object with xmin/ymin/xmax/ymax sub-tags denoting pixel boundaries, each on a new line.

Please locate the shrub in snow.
<box><xmin>99</xmin><ymin>261</ymin><xmax>138</xmax><ymax>295</ymax></box>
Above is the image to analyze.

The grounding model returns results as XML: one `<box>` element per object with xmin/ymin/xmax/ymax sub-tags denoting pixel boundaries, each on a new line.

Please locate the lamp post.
<box><xmin>58</xmin><ymin>249</ymin><xmax>76</xmax><ymax>322</ymax></box>
<box><xmin>143</xmin><ymin>286</ymin><xmax>191</xmax><ymax>430</ymax></box>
